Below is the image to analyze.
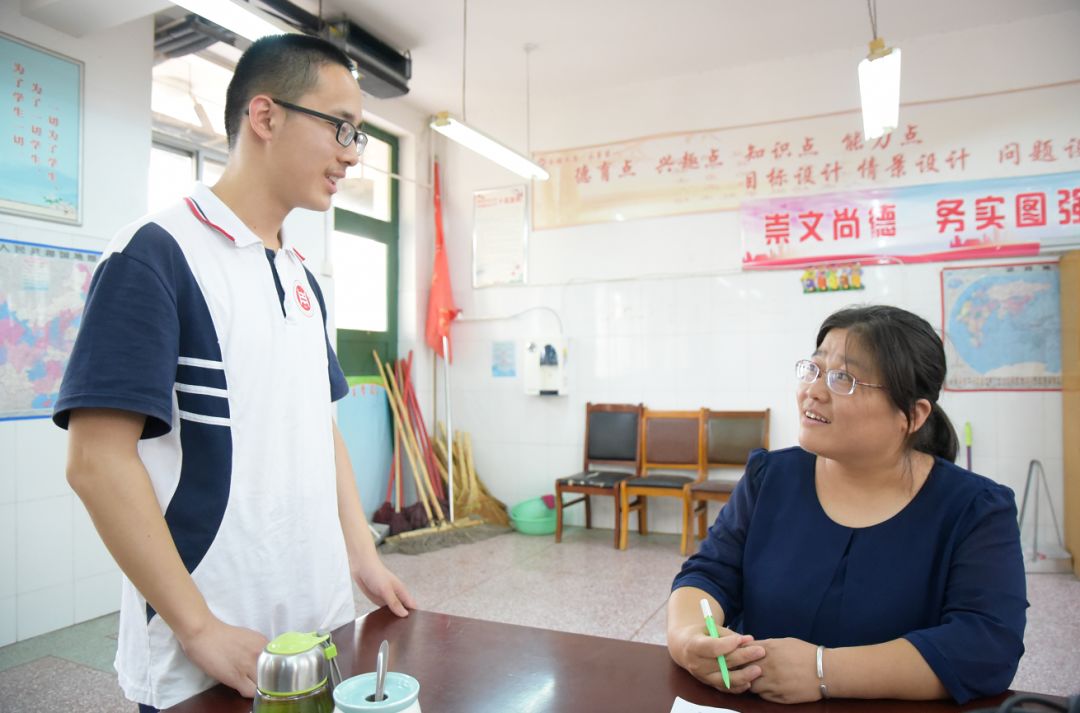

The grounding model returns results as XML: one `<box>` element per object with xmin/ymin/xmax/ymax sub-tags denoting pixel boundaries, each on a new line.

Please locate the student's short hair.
<box><xmin>224</xmin><ymin>34</ymin><xmax>355</xmax><ymax>149</ymax></box>
<box><xmin>817</xmin><ymin>305</ymin><xmax>959</xmax><ymax>462</ymax></box>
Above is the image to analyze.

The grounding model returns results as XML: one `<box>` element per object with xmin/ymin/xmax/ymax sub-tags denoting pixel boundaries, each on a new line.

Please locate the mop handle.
<box><xmin>443</xmin><ymin>335</ymin><xmax>454</xmax><ymax>523</ymax></box>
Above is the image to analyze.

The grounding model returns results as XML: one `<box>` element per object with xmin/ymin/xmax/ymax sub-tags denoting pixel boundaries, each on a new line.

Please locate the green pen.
<box><xmin>700</xmin><ymin>598</ymin><xmax>731</xmax><ymax>689</ymax></box>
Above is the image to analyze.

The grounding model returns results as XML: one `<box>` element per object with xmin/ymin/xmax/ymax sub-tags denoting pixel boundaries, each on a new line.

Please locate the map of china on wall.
<box><xmin>0</xmin><ymin>238</ymin><xmax>98</xmax><ymax>419</ymax></box>
<box><xmin>941</xmin><ymin>262</ymin><xmax>1061</xmax><ymax>392</ymax></box>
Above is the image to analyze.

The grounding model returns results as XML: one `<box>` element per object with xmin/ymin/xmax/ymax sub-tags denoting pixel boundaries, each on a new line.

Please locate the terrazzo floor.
<box><xmin>1</xmin><ymin>527</ymin><xmax>1077</xmax><ymax>712</ymax></box>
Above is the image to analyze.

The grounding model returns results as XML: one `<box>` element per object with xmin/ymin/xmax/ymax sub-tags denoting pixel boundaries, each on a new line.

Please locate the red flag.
<box><xmin>425</xmin><ymin>161</ymin><xmax>460</xmax><ymax>360</ymax></box>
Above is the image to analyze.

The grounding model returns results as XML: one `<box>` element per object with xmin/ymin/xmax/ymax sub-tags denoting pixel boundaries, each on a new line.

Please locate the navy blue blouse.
<box><xmin>672</xmin><ymin>447</ymin><xmax>1027</xmax><ymax>704</ymax></box>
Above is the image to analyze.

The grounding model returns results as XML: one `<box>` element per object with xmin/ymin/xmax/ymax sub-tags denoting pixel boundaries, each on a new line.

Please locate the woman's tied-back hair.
<box><xmin>817</xmin><ymin>305</ymin><xmax>959</xmax><ymax>462</ymax></box>
<box><xmin>224</xmin><ymin>34</ymin><xmax>355</xmax><ymax>149</ymax></box>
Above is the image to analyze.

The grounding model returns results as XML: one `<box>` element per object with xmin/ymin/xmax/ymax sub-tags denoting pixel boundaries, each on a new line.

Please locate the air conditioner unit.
<box><xmin>155</xmin><ymin>0</ymin><xmax>412</xmax><ymax>98</ymax></box>
<box><xmin>256</xmin><ymin>0</ymin><xmax>411</xmax><ymax>99</ymax></box>
<box><xmin>327</xmin><ymin>21</ymin><xmax>411</xmax><ymax>99</ymax></box>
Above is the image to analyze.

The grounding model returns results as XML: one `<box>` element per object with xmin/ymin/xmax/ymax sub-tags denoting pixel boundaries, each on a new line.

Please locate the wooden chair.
<box><xmin>681</xmin><ymin>409</ymin><xmax>770</xmax><ymax>555</ymax></box>
<box><xmin>555</xmin><ymin>403</ymin><xmax>643</xmax><ymax>548</ymax></box>
<box><xmin>618</xmin><ymin>408</ymin><xmax>706</xmax><ymax>551</ymax></box>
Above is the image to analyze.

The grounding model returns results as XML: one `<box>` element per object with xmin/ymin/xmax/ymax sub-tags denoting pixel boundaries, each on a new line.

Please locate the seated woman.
<box><xmin>667</xmin><ymin>305</ymin><xmax>1026</xmax><ymax>704</ymax></box>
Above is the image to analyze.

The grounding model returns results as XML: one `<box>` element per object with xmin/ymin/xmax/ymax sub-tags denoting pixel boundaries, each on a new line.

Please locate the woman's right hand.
<box><xmin>667</xmin><ymin>623</ymin><xmax>766</xmax><ymax>694</ymax></box>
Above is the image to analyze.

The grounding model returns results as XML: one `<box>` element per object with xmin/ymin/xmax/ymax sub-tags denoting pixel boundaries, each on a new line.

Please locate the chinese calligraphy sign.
<box><xmin>0</xmin><ymin>33</ymin><xmax>82</xmax><ymax>224</ymax></box>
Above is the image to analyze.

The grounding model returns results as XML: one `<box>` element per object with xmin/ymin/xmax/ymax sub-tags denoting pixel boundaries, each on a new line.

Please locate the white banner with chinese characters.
<box><xmin>739</xmin><ymin>171</ymin><xmax>1080</xmax><ymax>269</ymax></box>
<box><xmin>532</xmin><ymin>80</ymin><xmax>1080</xmax><ymax>231</ymax></box>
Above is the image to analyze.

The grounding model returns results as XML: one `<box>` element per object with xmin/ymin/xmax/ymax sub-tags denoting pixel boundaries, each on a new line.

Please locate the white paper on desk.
<box><xmin>670</xmin><ymin>696</ymin><xmax>740</xmax><ymax>713</ymax></box>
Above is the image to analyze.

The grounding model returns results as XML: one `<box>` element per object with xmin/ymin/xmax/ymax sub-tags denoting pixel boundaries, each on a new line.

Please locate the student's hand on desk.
<box><xmin>668</xmin><ymin>624</ymin><xmax>766</xmax><ymax>694</ymax></box>
<box><xmin>749</xmin><ymin>638</ymin><xmax>820</xmax><ymax>704</ymax></box>
<box><xmin>352</xmin><ymin>558</ymin><xmax>417</xmax><ymax>617</ymax></box>
<box><xmin>178</xmin><ymin>616</ymin><xmax>267</xmax><ymax>698</ymax></box>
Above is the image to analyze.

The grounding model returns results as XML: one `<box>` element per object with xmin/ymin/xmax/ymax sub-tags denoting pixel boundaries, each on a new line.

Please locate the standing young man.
<box><xmin>53</xmin><ymin>34</ymin><xmax>414</xmax><ymax>712</ymax></box>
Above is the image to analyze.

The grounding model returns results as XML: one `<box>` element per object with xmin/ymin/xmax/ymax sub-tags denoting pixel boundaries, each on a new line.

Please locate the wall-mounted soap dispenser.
<box><xmin>523</xmin><ymin>338</ymin><xmax>567</xmax><ymax>396</ymax></box>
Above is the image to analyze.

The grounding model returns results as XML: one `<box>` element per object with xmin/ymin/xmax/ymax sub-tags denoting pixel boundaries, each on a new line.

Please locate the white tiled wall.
<box><xmin>0</xmin><ymin>427</ymin><xmax>15</xmax><ymax>505</ymax></box>
<box><xmin>0</xmin><ymin>504</ymin><xmax>15</xmax><ymax>603</ymax></box>
<box><xmin>439</xmin><ymin>265</ymin><xmax>1066</xmax><ymax>541</ymax></box>
<box><xmin>0</xmin><ymin>5</ymin><xmax>152</xmax><ymax>643</ymax></box>
<box><xmin>74</xmin><ymin>571</ymin><xmax>123</xmax><ymax>623</ymax></box>
<box><xmin>0</xmin><ymin>596</ymin><xmax>15</xmax><ymax>648</ymax></box>
<box><xmin>427</xmin><ymin>11</ymin><xmax>1077</xmax><ymax>544</ymax></box>
<box><xmin>14</xmin><ymin>424</ymin><xmax>69</xmax><ymax>503</ymax></box>
<box><xmin>16</xmin><ymin>494</ymin><xmax>74</xmax><ymax>594</ymax></box>
<box><xmin>4</xmin><ymin>333</ymin><xmax>126</xmax><ymax>648</ymax></box>
<box><xmin>16</xmin><ymin>583</ymin><xmax>74</xmax><ymax>641</ymax></box>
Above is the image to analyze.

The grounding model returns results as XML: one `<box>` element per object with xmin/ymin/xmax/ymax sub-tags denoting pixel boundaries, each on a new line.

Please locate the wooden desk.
<box><xmin>165</xmin><ymin>608</ymin><xmax>1040</xmax><ymax>713</ymax></box>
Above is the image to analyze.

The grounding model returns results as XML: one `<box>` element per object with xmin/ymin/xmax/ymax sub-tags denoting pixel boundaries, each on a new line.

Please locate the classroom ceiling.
<box><xmin>25</xmin><ymin>0</ymin><xmax>1078</xmax><ymax>122</ymax></box>
<box><xmin>313</xmin><ymin>0</ymin><xmax>1077</xmax><ymax>119</ymax></box>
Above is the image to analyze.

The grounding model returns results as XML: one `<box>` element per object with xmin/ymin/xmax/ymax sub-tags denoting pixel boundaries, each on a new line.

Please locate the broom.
<box><xmin>374</xmin><ymin>352</ymin><xmax>437</xmax><ymax>527</ymax></box>
<box><xmin>399</xmin><ymin>355</ymin><xmax>445</xmax><ymax>502</ymax></box>
<box><xmin>431</xmin><ymin>436</ymin><xmax>466</xmax><ymax>502</ymax></box>
<box><xmin>436</xmin><ymin>427</ymin><xmax>509</xmax><ymax>527</ymax></box>
<box><xmin>373</xmin><ymin>351</ymin><xmax>509</xmax><ymax>554</ymax></box>
<box><xmin>438</xmin><ymin>423</ymin><xmax>507</xmax><ymax>514</ymax></box>
<box><xmin>385</xmin><ymin>361</ymin><xmax>446</xmax><ymax>523</ymax></box>
<box><xmin>434</xmin><ymin>423</ymin><xmax>469</xmax><ymax>514</ymax></box>
<box><xmin>463</xmin><ymin>432</ymin><xmax>509</xmax><ymax>525</ymax></box>
<box><xmin>375</xmin><ymin>353</ymin><xmax>442</xmax><ymax>523</ymax></box>
<box><xmin>373</xmin><ymin>354</ymin><xmax>495</xmax><ymax>540</ymax></box>
<box><xmin>371</xmin><ymin>425</ymin><xmax>411</xmax><ymax>535</ymax></box>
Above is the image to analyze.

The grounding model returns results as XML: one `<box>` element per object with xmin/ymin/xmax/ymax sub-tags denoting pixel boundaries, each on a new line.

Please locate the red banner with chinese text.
<box><xmin>740</xmin><ymin>171</ymin><xmax>1080</xmax><ymax>269</ymax></box>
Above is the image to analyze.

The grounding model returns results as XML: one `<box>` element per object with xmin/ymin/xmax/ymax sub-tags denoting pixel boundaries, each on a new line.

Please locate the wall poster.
<box><xmin>0</xmin><ymin>237</ymin><xmax>100</xmax><ymax>420</ymax></box>
<box><xmin>0</xmin><ymin>32</ymin><xmax>83</xmax><ymax>224</ymax></box>
<box><xmin>473</xmin><ymin>185</ymin><xmax>528</xmax><ymax>287</ymax></box>
<box><xmin>941</xmin><ymin>261</ymin><xmax>1061</xmax><ymax>392</ymax></box>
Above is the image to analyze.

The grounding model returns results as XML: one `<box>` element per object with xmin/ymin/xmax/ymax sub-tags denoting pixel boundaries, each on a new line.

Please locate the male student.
<box><xmin>54</xmin><ymin>34</ymin><xmax>414</xmax><ymax>712</ymax></box>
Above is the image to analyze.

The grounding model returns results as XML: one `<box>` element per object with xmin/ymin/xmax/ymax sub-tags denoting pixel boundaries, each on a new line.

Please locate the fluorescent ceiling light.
<box><xmin>170</xmin><ymin>0</ymin><xmax>291</xmax><ymax>42</ymax></box>
<box><xmin>431</xmin><ymin>112</ymin><xmax>549</xmax><ymax>181</ymax></box>
<box><xmin>858</xmin><ymin>37</ymin><xmax>901</xmax><ymax>141</ymax></box>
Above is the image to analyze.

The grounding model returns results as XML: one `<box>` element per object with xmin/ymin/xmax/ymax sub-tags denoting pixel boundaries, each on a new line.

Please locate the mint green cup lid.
<box><xmin>333</xmin><ymin>671</ymin><xmax>419</xmax><ymax>713</ymax></box>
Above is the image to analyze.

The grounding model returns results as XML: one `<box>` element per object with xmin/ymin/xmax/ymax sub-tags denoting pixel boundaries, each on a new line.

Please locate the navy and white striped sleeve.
<box><xmin>54</xmin><ymin>231</ymin><xmax>180</xmax><ymax>439</ymax></box>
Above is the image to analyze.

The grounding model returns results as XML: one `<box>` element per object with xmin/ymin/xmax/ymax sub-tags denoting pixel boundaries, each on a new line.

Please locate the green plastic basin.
<box><xmin>510</xmin><ymin>497</ymin><xmax>557</xmax><ymax>535</ymax></box>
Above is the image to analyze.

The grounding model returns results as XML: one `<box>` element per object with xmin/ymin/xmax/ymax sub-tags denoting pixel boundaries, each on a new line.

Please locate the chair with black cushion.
<box><xmin>681</xmin><ymin>409</ymin><xmax>770</xmax><ymax>555</ymax></box>
<box><xmin>555</xmin><ymin>403</ymin><xmax>643</xmax><ymax>548</ymax></box>
<box><xmin>618</xmin><ymin>408</ymin><xmax>705</xmax><ymax>551</ymax></box>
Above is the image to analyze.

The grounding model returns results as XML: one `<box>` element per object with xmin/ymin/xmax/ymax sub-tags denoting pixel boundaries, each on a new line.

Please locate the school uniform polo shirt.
<box><xmin>54</xmin><ymin>182</ymin><xmax>355</xmax><ymax>709</ymax></box>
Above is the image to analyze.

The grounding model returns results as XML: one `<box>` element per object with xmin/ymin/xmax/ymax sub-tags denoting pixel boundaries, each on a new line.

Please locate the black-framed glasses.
<box><xmin>272</xmin><ymin>98</ymin><xmax>368</xmax><ymax>153</ymax></box>
<box><xmin>795</xmin><ymin>359</ymin><xmax>885</xmax><ymax>396</ymax></box>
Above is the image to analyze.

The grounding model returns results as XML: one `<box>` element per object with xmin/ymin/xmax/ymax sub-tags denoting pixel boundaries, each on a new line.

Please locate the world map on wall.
<box><xmin>942</xmin><ymin>263</ymin><xmax>1061</xmax><ymax>391</ymax></box>
<box><xmin>0</xmin><ymin>239</ymin><xmax>98</xmax><ymax>419</ymax></box>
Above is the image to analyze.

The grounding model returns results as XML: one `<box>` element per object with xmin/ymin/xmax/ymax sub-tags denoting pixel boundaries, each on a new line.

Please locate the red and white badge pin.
<box><xmin>293</xmin><ymin>282</ymin><xmax>314</xmax><ymax>317</ymax></box>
